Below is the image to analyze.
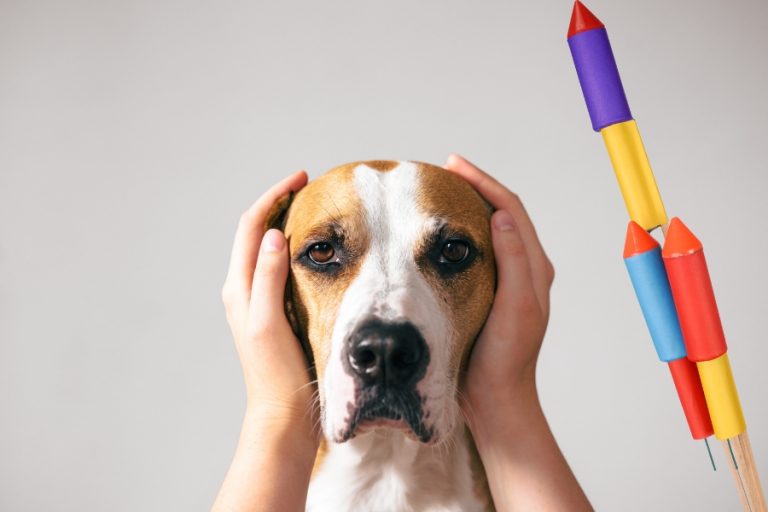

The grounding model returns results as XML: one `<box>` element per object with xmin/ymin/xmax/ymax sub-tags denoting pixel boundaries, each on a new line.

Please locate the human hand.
<box><xmin>215</xmin><ymin>170</ymin><xmax>320</xmax><ymax>512</ymax></box>
<box><xmin>221</xmin><ymin>170</ymin><xmax>316</xmax><ymax>433</ymax></box>
<box><xmin>445</xmin><ymin>154</ymin><xmax>555</xmax><ymax>428</ymax></box>
<box><xmin>446</xmin><ymin>155</ymin><xmax>591</xmax><ymax>511</ymax></box>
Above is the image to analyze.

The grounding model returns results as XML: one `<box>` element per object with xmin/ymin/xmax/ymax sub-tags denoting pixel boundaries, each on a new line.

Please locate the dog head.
<box><xmin>271</xmin><ymin>160</ymin><xmax>495</xmax><ymax>445</ymax></box>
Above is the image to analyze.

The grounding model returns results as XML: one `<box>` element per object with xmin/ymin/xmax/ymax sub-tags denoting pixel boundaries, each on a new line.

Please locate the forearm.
<box><xmin>472</xmin><ymin>385</ymin><xmax>592</xmax><ymax>512</ymax></box>
<box><xmin>212</xmin><ymin>411</ymin><xmax>318</xmax><ymax>512</ymax></box>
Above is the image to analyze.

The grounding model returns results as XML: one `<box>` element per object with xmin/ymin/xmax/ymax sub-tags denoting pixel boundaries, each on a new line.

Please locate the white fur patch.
<box><xmin>307</xmin><ymin>425</ymin><xmax>484</xmax><ymax>511</ymax></box>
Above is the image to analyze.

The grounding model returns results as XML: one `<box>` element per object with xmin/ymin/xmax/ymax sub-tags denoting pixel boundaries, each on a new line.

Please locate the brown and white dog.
<box><xmin>267</xmin><ymin>160</ymin><xmax>497</xmax><ymax>511</ymax></box>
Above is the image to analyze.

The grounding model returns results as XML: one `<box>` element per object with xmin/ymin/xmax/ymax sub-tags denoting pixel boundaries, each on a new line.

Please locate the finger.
<box><xmin>445</xmin><ymin>154</ymin><xmax>554</xmax><ymax>311</ymax></box>
<box><xmin>223</xmin><ymin>170</ymin><xmax>308</xmax><ymax>324</ymax></box>
<box><xmin>487</xmin><ymin>210</ymin><xmax>542</xmax><ymax>332</ymax></box>
<box><xmin>247</xmin><ymin>229</ymin><xmax>293</xmax><ymax>335</ymax></box>
<box><xmin>243</xmin><ymin>230</ymin><xmax>308</xmax><ymax>413</ymax></box>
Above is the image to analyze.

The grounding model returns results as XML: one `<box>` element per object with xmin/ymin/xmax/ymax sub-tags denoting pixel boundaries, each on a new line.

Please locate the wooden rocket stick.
<box><xmin>659</xmin><ymin>222</ymin><xmax>764</xmax><ymax>510</ymax></box>
<box><xmin>661</xmin><ymin>219</ymin><xmax>766</xmax><ymax>511</ymax></box>
<box><xmin>724</xmin><ymin>432</ymin><xmax>766</xmax><ymax>512</ymax></box>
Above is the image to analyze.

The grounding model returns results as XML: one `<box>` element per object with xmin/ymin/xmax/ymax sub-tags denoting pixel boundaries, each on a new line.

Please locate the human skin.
<box><xmin>446</xmin><ymin>154</ymin><xmax>593</xmax><ymax>511</ymax></box>
<box><xmin>212</xmin><ymin>156</ymin><xmax>593</xmax><ymax>511</ymax></box>
<box><xmin>213</xmin><ymin>170</ymin><xmax>318</xmax><ymax>512</ymax></box>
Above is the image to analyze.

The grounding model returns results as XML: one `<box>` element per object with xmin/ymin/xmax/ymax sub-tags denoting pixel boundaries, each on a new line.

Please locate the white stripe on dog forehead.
<box><xmin>353</xmin><ymin>162</ymin><xmax>438</xmax><ymax>286</ymax></box>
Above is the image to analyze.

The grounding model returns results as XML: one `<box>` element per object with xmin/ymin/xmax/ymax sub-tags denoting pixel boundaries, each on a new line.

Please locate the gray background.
<box><xmin>1</xmin><ymin>0</ymin><xmax>766</xmax><ymax>510</ymax></box>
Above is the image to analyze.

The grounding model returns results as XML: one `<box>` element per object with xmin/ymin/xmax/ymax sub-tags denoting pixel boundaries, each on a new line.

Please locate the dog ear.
<box><xmin>263</xmin><ymin>191</ymin><xmax>294</xmax><ymax>231</ymax></box>
<box><xmin>483</xmin><ymin>198</ymin><xmax>496</xmax><ymax>215</ymax></box>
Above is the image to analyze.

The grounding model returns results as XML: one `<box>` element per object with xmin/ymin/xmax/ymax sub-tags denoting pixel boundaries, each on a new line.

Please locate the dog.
<box><xmin>266</xmin><ymin>160</ymin><xmax>497</xmax><ymax>511</ymax></box>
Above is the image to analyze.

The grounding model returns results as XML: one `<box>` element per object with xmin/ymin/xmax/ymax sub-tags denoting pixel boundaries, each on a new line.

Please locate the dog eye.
<box><xmin>308</xmin><ymin>242</ymin><xmax>335</xmax><ymax>264</ymax></box>
<box><xmin>440</xmin><ymin>240</ymin><xmax>470</xmax><ymax>263</ymax></box>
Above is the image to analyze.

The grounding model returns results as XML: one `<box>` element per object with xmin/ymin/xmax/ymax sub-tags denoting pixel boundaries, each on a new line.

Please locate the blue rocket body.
<box><xmin>624</xmin><ymin>246</ymin><xmax>687</xmax><ymax>362</ymax></box>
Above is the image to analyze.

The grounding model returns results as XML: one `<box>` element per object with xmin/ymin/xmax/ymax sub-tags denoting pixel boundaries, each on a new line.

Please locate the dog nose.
<box><xmin>347</xmin><ymin>319</ymin><xmax>428</xmax><ymax>388</ymax></box>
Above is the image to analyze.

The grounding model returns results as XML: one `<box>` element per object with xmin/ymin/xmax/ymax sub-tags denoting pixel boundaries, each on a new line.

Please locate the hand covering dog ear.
<box><xmin>262</xmin><ymin>191</ymin><xmax>312</xmax><ymax>369</ymax></box>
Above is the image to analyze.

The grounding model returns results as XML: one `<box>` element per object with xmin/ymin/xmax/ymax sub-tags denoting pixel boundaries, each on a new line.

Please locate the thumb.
<box><xmin>248</xmin><ymin>229</ymin><xmax>292</xmax><ymax>330</ymax></box>
<box><xmin>489</xmin><ymin>210</ymin><xmax>540</xmax><ymax>320</ymax></box>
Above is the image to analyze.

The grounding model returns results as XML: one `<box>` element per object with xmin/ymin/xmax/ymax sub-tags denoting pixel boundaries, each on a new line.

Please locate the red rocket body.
<box><xmin>662</xmin><ymin>218</ymin><xmax>728</xmax><ymax>362</ymax></box>
<box><xmin>668</xmin><ymin>358</ymin><xmax>714</xmax><ymax>439</ymax></box>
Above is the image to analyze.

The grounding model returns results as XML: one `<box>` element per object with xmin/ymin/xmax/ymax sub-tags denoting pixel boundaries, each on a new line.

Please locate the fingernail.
<box><xmin>261</xmin><ymin>229</ymin><xmax>285</xmax><ymax>253</ymax></box>
<box><xmin>449</xmin><ymin>153</ymin><xmax>468</xmax><ymax>168</ymax></box>
<box><xmin>493</xmin><ymin>210</ymin><xmax>516</xmax><ymax>232</ymax></box>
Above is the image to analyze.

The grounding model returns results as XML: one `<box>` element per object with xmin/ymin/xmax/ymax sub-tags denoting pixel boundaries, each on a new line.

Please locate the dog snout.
<box><xmin>346</xmin><ymin>319</ymin><xmax>428</xmax><ymax>388</ymax></box>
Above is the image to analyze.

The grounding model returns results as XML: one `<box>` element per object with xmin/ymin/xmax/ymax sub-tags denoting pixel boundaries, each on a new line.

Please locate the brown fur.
<box><xmin>359</xmin><ymin>160</ymin><xmax>401</xmax><ymax>172</ymax></box>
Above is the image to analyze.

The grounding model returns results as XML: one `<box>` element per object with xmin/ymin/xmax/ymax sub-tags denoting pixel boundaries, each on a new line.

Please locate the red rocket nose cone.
<box><xmin>662</xmin><ymin>218</ymin><xmax>704</xmax><ymax>258</ymax></box>
<box><xmin>567</xmin><ymin>1</ymin><xmax>605</xmax><ymax>39</ymax></box>
<box><xmin>624</xmin><ymin>221</ymin><xmax>659</xmax><ymax>258</ymax></box>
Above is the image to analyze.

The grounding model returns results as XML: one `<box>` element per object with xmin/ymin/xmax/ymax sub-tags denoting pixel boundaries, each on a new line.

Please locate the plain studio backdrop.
<box><xmin>1</xmin><ymin>0</ymin><xmax>766</xmax><ymax>510</ymax></box>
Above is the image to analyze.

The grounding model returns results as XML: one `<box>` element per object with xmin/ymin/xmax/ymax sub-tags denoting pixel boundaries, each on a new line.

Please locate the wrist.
<box><xmin>213</xmin><ymin>403</ymin><xmax>319</xmax><ymax>512</ymax></box>
<box><xmin>467</xmin><ymin>377</ymin><xmax>543</xmax><ymax>453</ymax></box>
<box><xmin>243</xmin><ymin>403</ymin><xmax>320</xmax><ymax>458</ymax></box>
<box><xmin>466</xmin><ymin>383</ymin><xmax>593</xmax><ymax>511</ymax></box>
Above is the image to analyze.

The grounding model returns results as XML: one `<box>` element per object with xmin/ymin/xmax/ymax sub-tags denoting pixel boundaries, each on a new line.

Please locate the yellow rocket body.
<box><xmin>697</xmin><ymin>354</ymin><xmax>746</xmax><ymax>440</ymax></box>
<box><xmin>601</xmin><ymin>120</ymin><xmax>668</xmax><ymax>230</ymax></box>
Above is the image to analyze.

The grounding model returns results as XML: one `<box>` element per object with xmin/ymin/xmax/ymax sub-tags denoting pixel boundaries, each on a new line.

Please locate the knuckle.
<box><xmin>221</xmin><ymin>284</ymin><xmax>234</xmax><ymax>305</ymax></box>
<box><xmin>504</xmin><ymin>191</ymin><xmax>521</xmax><ymax>207</ymax></box>
<box><xmin>254</xmin><ymin>257</ymin><xmax>279</xmax><ymax>280</ymax></box>
<box><xmin>239</xmin><ymin>200</ymin><xmax>268</xmax><ymax>226</ymax></box>
<box><xmin>503</xmin><ymin>239</ymin><xmax>526</xmax><ymax>258</ymax></box>
<box><xmin>244</xmin><ymin>321</ymin><xmax>263</xmax><ymax>340</ymax></box>
<box><xmin>245</xmin><ymin>322</ymin><xmax>275</xmax><ymax>341</ymax></box>
<box><xmin>546</xmin><ymin>260</ymin><xmax>556</xmax><ymax>284</ymax></box>
<box><xmin>238</xmin><ymin>209</ymin><xmax>255</xmax><ymax>226</ymax></box>
<box><xmin>256</xmin><ymin>250</ymin><xmax>288</xmax><ymax>278</ymax></box>
<box><xmin>515</xmin><ymin>293</ymin><xmax>539</xmax><ymax>316</ymax></box>
<box><xmin>221</xmin><ymin>283</ymin><xmax>246</xmax><ymax>307</ymax></box>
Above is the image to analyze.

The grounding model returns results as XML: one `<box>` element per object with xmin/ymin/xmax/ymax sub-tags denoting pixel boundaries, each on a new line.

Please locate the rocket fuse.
<box><xmin>662</xmin><ymin>218</ymin><xmax>746</xmax><ymax>440</ymax></box>
<box><xmin>568</xmin><ymin>1</ymin><xmax>667</xmax><ymax>230</ymax></box>
<box><xmin>624</xmin><ymin>221</ymin><xmax>713</xmax><ymax>439</ymax></box>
